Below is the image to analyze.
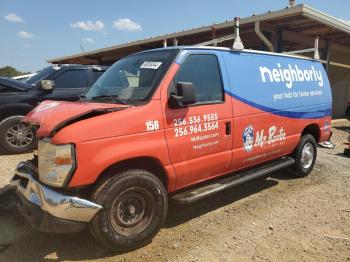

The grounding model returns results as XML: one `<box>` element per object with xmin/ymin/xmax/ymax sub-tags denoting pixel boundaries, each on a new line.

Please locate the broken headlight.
<box><xmin>38</xmin><ymin>140</ymin><xmax>75</xmax><ymax>187</ymax></box>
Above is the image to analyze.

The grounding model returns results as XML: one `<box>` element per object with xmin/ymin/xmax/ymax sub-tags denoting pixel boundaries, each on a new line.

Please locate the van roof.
<box><xmin>138</xmin><ymin>46</ymin><xmax>317</xmax><ymax>62</ymax></box>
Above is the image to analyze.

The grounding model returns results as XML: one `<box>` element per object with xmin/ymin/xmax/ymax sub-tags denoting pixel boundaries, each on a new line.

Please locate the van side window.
<box><xmin>175</xmin><ymin>54</ymin><xmax>224</xmax><ymax>104</ymax></box>
<box><xmin>54</xmin><ymin>69</ymin><xmax>87</xmax><ymax>89</ymax></box>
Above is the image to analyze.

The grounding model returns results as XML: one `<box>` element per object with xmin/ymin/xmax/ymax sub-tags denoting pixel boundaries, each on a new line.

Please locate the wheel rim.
<box><xmin>110</xmin><ymin>187</ymin><xmax>155</xmax><ymax>236</ymax></box>
<box><xmin>301</xmin><ymin>142</ymin><xmax>314</xmax><ymax>169</ymax></box>
<box><xmin>5</xmin><ymin>123</ymin><xmax>34</xmax><ymax>148</ymax></box>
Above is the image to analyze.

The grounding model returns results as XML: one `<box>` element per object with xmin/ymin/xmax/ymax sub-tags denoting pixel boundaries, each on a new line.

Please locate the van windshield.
<box><xmin>85</xmin><ymin>49</ymin><xmax>178</xmax><ymax>105</ymax></box>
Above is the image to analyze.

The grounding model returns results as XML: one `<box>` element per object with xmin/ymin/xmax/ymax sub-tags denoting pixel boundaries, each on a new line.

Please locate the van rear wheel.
<box><xmin>289</xmin><ymin>134</ymin><xmax>317</xmax><ymax>177</ymax></box>
<box><xmin>89</xmin><ymin>169</ymin><xmax>168</xmax><ymax>252</ymax></box>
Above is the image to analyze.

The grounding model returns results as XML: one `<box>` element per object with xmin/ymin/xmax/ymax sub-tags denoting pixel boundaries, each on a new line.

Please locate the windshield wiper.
<box><xmin>79</xmin><ymin>94</ymin><xmax>87</xmax><ymax>102</ymax></box>
<box><xmin>89</xmin><ymin>95</ymin><xmax>126</xmax><ymax>105</ymax></box>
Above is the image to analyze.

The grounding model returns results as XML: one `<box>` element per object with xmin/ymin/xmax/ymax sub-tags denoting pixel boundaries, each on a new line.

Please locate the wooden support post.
<box><xmin>325</xmin><ymin>41</ymin><xmax>331</xmax><ymax>73</ymax></box>
<box><xmin>276</xmin><ymin>29</ymin><xmax>283</xmax><ymax>53</ymax></box>
<box><xmin>173</xmin><ymin>38</ymin><xmax>178</xmax><ymax>46</ymax></box>
<box><xmin>211</xmin><ymin>26</ymin><xmax>217</xmax><ymax>46</ymax></box>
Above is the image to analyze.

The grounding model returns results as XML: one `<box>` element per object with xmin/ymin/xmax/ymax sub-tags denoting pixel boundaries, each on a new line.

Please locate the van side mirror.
<box><xmin>169</xmin><ymin>82</ymin><xmax>196</xmax><ymax>108</ymax></box>
<box><xmin>40</xmin><ymin>80</ymin><xmax>55</xmax><ymax>91</ymax></box>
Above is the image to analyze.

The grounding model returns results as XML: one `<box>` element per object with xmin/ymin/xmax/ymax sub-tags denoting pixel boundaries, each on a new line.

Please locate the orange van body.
<box><xmin>24</xmin><ymin>48</ymin><xmax>332</xmax><ymax>193</ymax></box>
<box><xmin>13</xmin><ymin>47</ymin><xmax>332</xmax><ymax>250</ymax></box>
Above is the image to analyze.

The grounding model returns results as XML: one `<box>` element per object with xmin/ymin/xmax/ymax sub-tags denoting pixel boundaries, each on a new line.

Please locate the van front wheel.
<box><xmin>89</xmin><ymin>169</ymin><xmax>168</xmax><ymax>252</ymax></box>
<box><xmin>289</xmin><ymin>134</ymin><xmax>317</xmax><ymax>177</ymax></box>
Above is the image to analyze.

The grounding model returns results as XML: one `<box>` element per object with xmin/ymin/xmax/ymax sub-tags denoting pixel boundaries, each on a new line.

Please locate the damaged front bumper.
<box><xmin>11</xmin><ymin>161</ymin><xmax>102</xmax><ymax>233</ymax></box>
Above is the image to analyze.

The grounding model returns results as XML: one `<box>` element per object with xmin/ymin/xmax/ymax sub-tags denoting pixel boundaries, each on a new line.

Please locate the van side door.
<box><xmin>161</xmin><ymin>51</ymin><xmax>233</xmax><ymax>189</ymax></box>
<box><xmin>223</xmin><ymin>51</ymin><xmax>301</xmax><ymax>171</ymax></box>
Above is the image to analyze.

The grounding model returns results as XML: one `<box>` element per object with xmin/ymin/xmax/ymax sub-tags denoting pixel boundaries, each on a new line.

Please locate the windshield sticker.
<box><xmin>140</xmin><ymin>61</ymin><xmax>162</xmax><ymax>69</ymax></box>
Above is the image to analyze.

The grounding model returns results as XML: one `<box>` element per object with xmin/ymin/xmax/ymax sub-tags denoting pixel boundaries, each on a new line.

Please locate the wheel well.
<box><xmin>0</xmin><ymin>106</ymin><xmax>33</xmax><ymax>121</ymax></box>
<box><xmin>97</xmin><ymin>157</ymin><xmax>168</xmax><ymax>189</ymax></box>
<box><xmin>301</xmin><ymin>124</ymin><xmax>320</xmax><ymax>143</ymax></box>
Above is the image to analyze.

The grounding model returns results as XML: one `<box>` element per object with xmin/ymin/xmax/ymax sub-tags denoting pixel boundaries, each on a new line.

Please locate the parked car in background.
<box><xmin>0</xmin><ymin>64</ymin><xmax>107</xmax><ymax>154</ymax></box>
<box><xmin>12</xmin><ymin>73</ymin><xmax>38</xmax><ymax>82</ymax></box>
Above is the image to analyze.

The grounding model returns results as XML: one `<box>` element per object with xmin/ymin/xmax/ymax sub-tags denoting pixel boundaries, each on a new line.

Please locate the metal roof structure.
<box><xmin>48</xmin><ymin>4</ymin><xmax>350</xmax><ymax>67</ymax></box>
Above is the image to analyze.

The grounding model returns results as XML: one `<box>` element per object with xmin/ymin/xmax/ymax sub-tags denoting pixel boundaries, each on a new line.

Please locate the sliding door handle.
<box><xmin>225</xmin><ymin>122</ymin><xmax>231</xmax><ymax>135</ymax></box>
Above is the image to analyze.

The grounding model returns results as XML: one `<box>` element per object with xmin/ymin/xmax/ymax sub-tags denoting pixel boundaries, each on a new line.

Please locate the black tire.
<box><xmin>89</xmin><ymin>169</ymin><xmax>168</xmax><ymax>252</ymax></box>
<box><xmin>289</xmin><ymin>134</ymin><xmax>317</xmax><ymax>177</ymax></box>
<box><xmin>0</xmin><ymin>115</ymin><xmax>37</xmax><ymax>154</ymax></box>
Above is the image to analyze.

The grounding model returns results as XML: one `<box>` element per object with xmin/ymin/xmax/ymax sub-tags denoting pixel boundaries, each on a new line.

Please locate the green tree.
<box><xmin>0</xmin><ymin>66</ymin><xmax>28</xmax><ymax>77</ymax></box>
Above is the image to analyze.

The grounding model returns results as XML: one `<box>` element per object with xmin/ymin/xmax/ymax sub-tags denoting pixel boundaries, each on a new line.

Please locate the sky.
<box><xmin>1</xmin><ymin>0</ymin><xmax>350</xmax><ymax>73</ymax></box>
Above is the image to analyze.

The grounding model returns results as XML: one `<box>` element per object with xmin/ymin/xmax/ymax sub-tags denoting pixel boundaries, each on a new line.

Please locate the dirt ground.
<box><xmin>0</xmin><ymin>120</ymin><xmax>349</xmax><ymax>262</ymax></box>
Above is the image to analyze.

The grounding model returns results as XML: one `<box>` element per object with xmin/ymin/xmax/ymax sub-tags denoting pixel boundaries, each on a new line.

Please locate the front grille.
<box><xmin>17</xmin><ymin>158</ymin><xmax>39</xmax><ymax>181</ymax></box>
<box><xmin>12</xmin><ymin>174</ymin><xmax>29</xmax><ymax>189</ymax></box>
<box><xmin>19</xmin><ymin>176</ymin><xmax>29</xmax><ymax>189</ymax></box>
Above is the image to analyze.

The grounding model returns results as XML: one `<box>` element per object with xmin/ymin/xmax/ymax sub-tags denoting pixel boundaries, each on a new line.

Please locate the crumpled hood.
<box><xmin>23</xmin><ymin>100</ymin><xmax>127</xmax><ymax>137</ymax></box>
<box><xmin>0</xmin><ymin>77</ymin><xmax>33</xmax><ymax>91</ymax></box>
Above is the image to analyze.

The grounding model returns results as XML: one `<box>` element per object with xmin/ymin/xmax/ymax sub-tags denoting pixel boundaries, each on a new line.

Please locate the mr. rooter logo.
<box><xmin>243</xmin><ymin>124</ymin><xmax>286</xmax><ymax>152</ymax></box>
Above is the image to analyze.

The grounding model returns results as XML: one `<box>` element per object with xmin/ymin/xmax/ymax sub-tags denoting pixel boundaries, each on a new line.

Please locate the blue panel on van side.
<box><xmin>222</xmin><ymin>51</ymin><xmax>332</xmax><ymax>118</ymax></box>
